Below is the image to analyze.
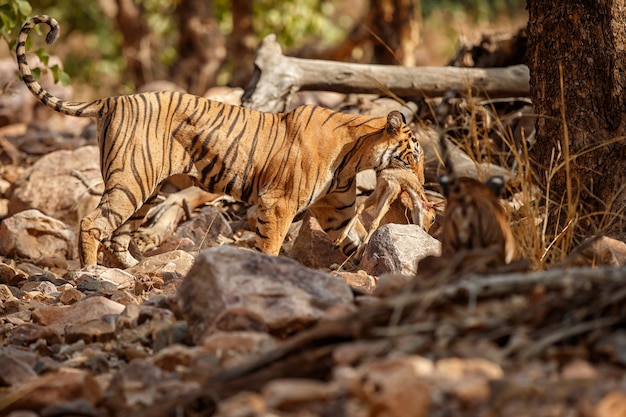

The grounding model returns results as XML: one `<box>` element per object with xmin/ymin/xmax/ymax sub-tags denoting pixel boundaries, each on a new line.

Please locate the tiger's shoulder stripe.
<box><xmin>16</xmin><ymin>15</ymin><xmax>103</xmax><ymax>118</ymax></box>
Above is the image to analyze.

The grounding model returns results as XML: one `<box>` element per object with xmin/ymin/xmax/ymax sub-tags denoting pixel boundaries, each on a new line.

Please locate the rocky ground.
<box><xmin>1</xmin><ymin>64</ymin><xmax>626</xmax><ymax>416</ymax></box>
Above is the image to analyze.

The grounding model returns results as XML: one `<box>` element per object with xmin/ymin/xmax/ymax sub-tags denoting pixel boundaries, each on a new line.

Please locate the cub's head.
<box><xmin>378</xmin><ymin>111</ymin><xmax>424</xmax><ymax>176</ymax></box>
<box><xmin>439</xmin><ymin>175</ymin><xmax>515</xmax><ymax>264</ymax></box>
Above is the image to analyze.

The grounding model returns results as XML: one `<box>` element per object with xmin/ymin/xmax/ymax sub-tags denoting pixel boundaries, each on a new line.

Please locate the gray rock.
<box><xmin>0</xmin><ymin>209</ymin><xmax>76</xmax><ymax>261</ymax></box>
<box><xmin>360</xmin><ymin>224</ymin><xmax>441</xmax><ymax>276</ymax></box>
<box><xmin>0</xmin><ymin>352</ymin><xmax>37</xmax><ymax>386</ymax></box>
<box><xmin>31</xmin><ymin>295</ymin><xmax>125</xmax><ymax>334</ymax></box>
<box><xmin>177</xmin><ymin>246</ymin><xmax>354</xmax><ymax>341</ymax></box>
<box><xmin>8</xmin><ymin>146</ymin><xmax>101</xmax><ymax>231</ymax></box>
<box><xmin>174</xmin><ymin>205</ymin><xmax>233</xmax><ymax>250</ymax></box>
<box><xmin>289</xmin><ymin>211</ymin><xmax>347</xmax><ymax>269</ymax></box>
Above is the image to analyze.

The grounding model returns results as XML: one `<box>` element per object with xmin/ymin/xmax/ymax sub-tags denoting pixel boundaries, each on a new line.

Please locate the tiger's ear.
<box><xmin>386</xmin><ymin>111</ymin><xmax>406</xmax><ymax>134</ymax></box>
<box><xmin>485</xmin><ymin>176</ymin><xmax>505</xmax><ymax>198</ymax></box>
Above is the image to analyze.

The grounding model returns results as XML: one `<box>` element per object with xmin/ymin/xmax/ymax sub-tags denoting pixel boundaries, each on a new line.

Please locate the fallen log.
<box><xmin>242</xmin><ymin>34</ymin><xmax>530</xmax><ymax>112</ymax></box>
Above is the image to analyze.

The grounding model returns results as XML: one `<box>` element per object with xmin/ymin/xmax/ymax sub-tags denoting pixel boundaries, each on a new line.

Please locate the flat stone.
<box><xmin>8</xmin><ymin>146</ymin><xmax>101</xmax><ymax>231</ymax></box>
<box><xmin>0</xmin><ymin>262</ymin><xmax>29</xmax><ymax>286</ymax></box>
<box><xmin>2</xmin><ymin>368</ymin><xmax>102</xmax><ymax>413</ymax></box>
<box><xmin>64</xmin><ymin>318</ymin><xmax>117</xmax><ymax>344</ymax></box>
<box><xmin>289</xmin><ymin>211</ymin><xmax>347</xmax><ymax>269</ymax></box>
<box><xmin>361</xmin><ymin>224</ymin><xmax>441</xmax><ymax>276</ymax></box>
<box><xmin>201</xmin><ymin>330</ymin><xmax>277</xmax><ymax>368</ymax></box>
<box><xmin>0</xmin><ymin>352</ymin><xmax>37</xmax><ymax>386</ymax></box>
<box><xmin>31</xmin><ymin>295</ymin><xmax>125</xmax><ymax>334</ymax></box>
<box><xmin>177</xmin><ymin>246</ymin><xmax>354</xmax><ymax>341</ymax></box>
<box><xmin>0</xmin><ymin>209</ymin><xmax>76</xmax><ymax>261</ymax></box>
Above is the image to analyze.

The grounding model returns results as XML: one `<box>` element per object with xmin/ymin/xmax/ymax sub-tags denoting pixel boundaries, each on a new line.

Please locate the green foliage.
<box><xmin>0</xmin><ymin>0</ymin><xmax>32</xmax><ymax>46</ymax></box>
<box><xmin>2</xmin><ymin>0</ymin><xmax>527</xmax><ymax>92</ymax></box>
<box><xmin>251</xmin><ymin>0</ymin><xmax>346</xmax><ymax>48</ymax></box>
<box><xmin>0</xmin><ymin>0</ymin><xmax>71</xmax><ymax>85</ymax></box>
<box><xmin>422</xmin><ymin>0</ymin><xmax>526</xmax><ymax>21</ymax></box>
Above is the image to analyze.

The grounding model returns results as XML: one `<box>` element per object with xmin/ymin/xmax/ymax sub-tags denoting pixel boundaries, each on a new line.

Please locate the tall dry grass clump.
<box><xmin>441</xmin><ymin>84</ymin><xmax>625</xmax><ymax>270</ymax></box>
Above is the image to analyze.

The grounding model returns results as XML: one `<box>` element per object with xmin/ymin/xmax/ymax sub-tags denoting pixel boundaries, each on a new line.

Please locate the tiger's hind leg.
<box><xmin>80</xmin><ymin>186</ymin><xmax>160</xmax><ymax>268</ymax></box>
<box><xmin>105</xmin><ymin>190</ymin><xmax>163</xmax><ymax>268</ymax></box>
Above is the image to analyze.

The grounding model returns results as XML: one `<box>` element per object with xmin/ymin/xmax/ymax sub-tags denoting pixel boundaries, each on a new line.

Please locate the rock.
<box><xmin>70</xmin><ymin>265</ymin><xmax>136</xmax><ymax>293</ymax></box>
<box><xmin>0</xmin><ymin>352</ymin><xmax>37</xmax><ymax>386</ymax></box>
<box><xmin>39</xmin><ymin>399</ymin><xmax>102</xmax><ymax>417</ymax></box>
<box><xmin>566</xmin><ymin>235</ymin><xmax>626</xmax><ymax>267</ymax></box>
<box><xmin>372</xmin><ymin>274</ymin><xmax>412</xmax><ymax>297</ymax></box>
<box><xmin>57</xmin><ymin>287</ymin><xmax>84</xmax><ymax>305</ymax></box>
<box><xmin>351</xmin><ymin>357</ymin><xmax>431</xmax><ymax>417</ymax></box>
<box><xmin>560</xmin><ymin>359</ymin><xmax>599</xmax><ymax>379</ymax></box>
<box><xmin>0</xmin><ymin>283</ymin><xmax>19</xmax><ymax>303</ymax></box>
<box><xmin>215</xmin><ymin>392</ymin><xmax>266</xmax><ymax>417</ymax></box>
<box><xmin>20</xmin><ymin>280</ymin><xmax>57</xmax><ymax>296</ymax></box>
<box><xmin>332</xmin><ymin>270</ymin><xmax>377</xmax><ymax>293</ymax></box>
<box><xmin>201</xmin><ymin>330</ymin><xmax>277</xmax><ymax>368</ymax></box>
<box><xmin>102</xmin><ymin>359</ymin><xmax>198</xmax><ymax>413</ymax></box>
<box><xmin>177</xmin><ymin>246</ymin><xmax>354</xmax><ymax>341</ymax></box>
<box><xmin>64</xmin><ymin>318</ymin><xmax>117</xmax><ymax>344</ymax></box>
<box><xmin>262</xmin><ymin>378</ymin><xmax>340</xmax><ymax>410</ymax></box>
<box><xmin>31</xmin><ymin>295</ymin><xmax>125</xmax><ymax>334</ymax></box>
<box><xmin>150</xmin><ymin>344</ymin><xmax>206</xmax><ymax>372</ymax></box>
<box><xmin>2</xmin><ymin>368</ymin><xmax>102</xmax><ymax>413</ymax></box>
<box><xmin>8</xmin><ymin>146</ymin><xmax>101</xmax><ymax>231</ymax></box>
<box><xmin>173</xmin><ymin>205</ymin><xmax>233</xmax><ymax>250</ymax></box>
<box><xmin>152</xmin><ymin>321</ymin><xmax>192</xmax><ymax>352</ymax></box>
<box><xmin>360</xmin><ymin>224</ymin><xmax>441</xmax><ymax>276</ymax></box>
<box><xmin>0</xmin><ymin>262</ymin><xmax>29</xmax><ymax>286</ymax></box>
<box><xmin>289</xmin><ymin>211</ymin><xmax>347</xmax><ymax>269</ymax></box>
<box><xmin>0</xmin><ymin>209</ymin><xmax>76</xmax><ymax>261</ymax></box>
<box><xmin>126</xmin><ymin>249</ymin><xmax>195</xmax><ymax>289</ymax></box>
<box><xmin>7</xmin><ymin>323</ymin><xmax>64</xmax><ymax>346</ymax></box>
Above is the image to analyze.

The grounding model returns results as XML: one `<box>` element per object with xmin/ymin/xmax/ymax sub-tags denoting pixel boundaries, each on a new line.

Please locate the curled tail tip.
<box><xmin>45</xmin><ymin>25</ymin><xmax>60</xmax><ymax>45</ymax></box>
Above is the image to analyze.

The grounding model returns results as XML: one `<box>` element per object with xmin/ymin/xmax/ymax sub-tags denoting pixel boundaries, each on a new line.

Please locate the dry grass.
<box><xmin>438</xmin><ymin>79</ymin><xmax>625</xmax><ymax>270</ymax></box>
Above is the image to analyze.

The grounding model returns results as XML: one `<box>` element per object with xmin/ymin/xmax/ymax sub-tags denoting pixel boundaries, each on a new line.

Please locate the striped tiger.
<box><xmin>17</xmin><ymin>15</ymin><xmax>425</xmax><ymax>268</ymax></box>
<box><xmin>436</xmin><ymin>92</ymin><xmax>515</xmax><ymax>266</ymax></box>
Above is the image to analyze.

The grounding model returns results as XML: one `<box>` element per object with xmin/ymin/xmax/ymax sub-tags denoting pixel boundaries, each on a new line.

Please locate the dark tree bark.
<box><xmin>170</xmin><ymin>0</ymin><xmax>226</xmax><ymax>95</ymax></box>
<box><xmin>114</xmin><ymin>0</ymin><xmax>149</xmax><ymax>87</ymax></box>
<box><xmin>228</xmin><ymin>0</ymin><xmax>256</xmax><ymax>88</ymax></box>
<box><xmin>528</xmin><ymin>0</ymin><xmax>626</xmax><ymax>260</ymax></box>
<box><xmin>295</xmin><ymin>0</ymin><xmax>421</xmax><ymax>65</ymax></box>
<box><xmin>366</xmin><ymin>0</ymin><xmax>421</xmax><ymax>65</ymax></box>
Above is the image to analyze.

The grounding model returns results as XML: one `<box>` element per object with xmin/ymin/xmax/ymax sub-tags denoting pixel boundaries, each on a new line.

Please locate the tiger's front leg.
<box><xmin>254</xmin><ymin>193</ymin><xmax>298</xmax><ymax>255</ymax></box>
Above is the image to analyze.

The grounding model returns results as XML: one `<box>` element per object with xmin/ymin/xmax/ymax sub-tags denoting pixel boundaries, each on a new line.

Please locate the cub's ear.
<box><xmin>485</xmin><ymin>176</ymin><xmax>506</xmax><ymax>198</ymax></box>
<box><xmin>386</xmin><ymin>111</ymin><xmax>406</xmax><ymax>134</ymax></box>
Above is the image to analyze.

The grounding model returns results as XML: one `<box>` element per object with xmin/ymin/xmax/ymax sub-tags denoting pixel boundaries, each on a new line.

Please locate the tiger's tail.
<box><xmin>16</xmin><ymin>15</ymin><xmax>101</xmax><ymax>118</ymax></box>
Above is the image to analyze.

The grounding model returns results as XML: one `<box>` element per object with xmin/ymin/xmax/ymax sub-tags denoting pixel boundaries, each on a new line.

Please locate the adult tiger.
<box><xmin>17</xmin><ymin>15</ymin><xmax>424</xmax><ymax>268</ymax></box>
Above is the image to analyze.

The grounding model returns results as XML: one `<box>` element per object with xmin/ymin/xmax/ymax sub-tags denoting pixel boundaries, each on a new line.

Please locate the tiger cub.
<box><xmin>17</xmin><ymin>16</ymin><xmax>424</xmax><ymax>267</ymax></box>
<box><xmin>437</xmin><ymin>94</ymin><xmax>515</xmax><ymax>266</ymax></box>
<box><xmin>335</xmin><ymin>167</ymin><xmax>435</xmax><ymax>261</ymax></box>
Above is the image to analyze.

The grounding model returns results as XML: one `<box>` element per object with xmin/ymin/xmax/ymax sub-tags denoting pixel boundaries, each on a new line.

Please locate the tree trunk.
<box><xmin>228</xmin><ymin>0</ymin><xmax>256</xmax><ymax>88</ymax></box>
<box><xmin>114</xmin><ymin>0</ymin><xmax>149</xmax><ymax>87</ymax></box>
<box><xmin>527</xmin><ymin>0</ymin><xmax>626</xmax><ymax>260</ymax></box>
<box><xmin>170</xmin><ymin>0</ymin><xmax>226</xmax><ymax>95</ymax></box>
<box><xmin>367</xmin><ymin>0</ymin><xmax>421</xmax><ymax>65</ymax></box>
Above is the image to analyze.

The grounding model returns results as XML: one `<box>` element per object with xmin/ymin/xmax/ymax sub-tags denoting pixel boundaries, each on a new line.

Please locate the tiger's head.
<box><xmin>376</xmin><ymin>111</ymin><xmax>424</xmax><ymax>178</ymax></box>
